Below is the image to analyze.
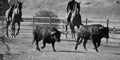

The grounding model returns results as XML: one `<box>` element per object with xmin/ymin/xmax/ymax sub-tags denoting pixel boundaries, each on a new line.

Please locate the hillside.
<box><xmin>14</xmin><ymin>0</ymin><xmax>120</xmax><ymax>19</ymax></box>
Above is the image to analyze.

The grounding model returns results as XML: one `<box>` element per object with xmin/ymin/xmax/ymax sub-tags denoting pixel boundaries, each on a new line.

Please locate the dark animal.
<box><xmin>32</xmin><ymin>25</ymin><xmax>61</xmax><ymax>52</ymax></box>
<box><xmin>11</xmin><ymin>1</ymin><xmax>23</xmax><ymax>38</ymax></box>
<box><xmin>75</xmin><ymin>24</ymin><xmax>109</xmax><ymax>52</ymax></box>
<box><xmin>66</xmin><ymin>2</ymin><xmax>82</xmax><ymax>39</ymax></box>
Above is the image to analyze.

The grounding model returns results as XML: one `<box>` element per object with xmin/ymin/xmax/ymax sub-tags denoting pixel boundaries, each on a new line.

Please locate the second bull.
<box><xmin>75</xmin><ymin>24</ymin><xmax>109</xmax><ymax>52</ymax></box>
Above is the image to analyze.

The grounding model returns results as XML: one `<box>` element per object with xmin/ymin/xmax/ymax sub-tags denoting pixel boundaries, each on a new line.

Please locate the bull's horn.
<box><xmin>51</xmin><ymin>31</ymin><xmax>56</xmax><ymax>34</ymax></box>
<box><xmin>99</xmin><ymin>26</ymin><xmax>104</xmax><ymax>30</ymax></box>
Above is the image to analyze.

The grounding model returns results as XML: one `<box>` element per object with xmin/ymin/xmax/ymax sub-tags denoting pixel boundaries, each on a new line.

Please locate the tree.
<box><xmin>35</xmin><ymin>10</ymin><xmax>58</xmax><ymax>17</ymax></box>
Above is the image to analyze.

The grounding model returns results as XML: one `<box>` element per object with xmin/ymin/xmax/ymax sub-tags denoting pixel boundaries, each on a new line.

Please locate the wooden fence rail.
<box><xmin>1</xmin><ymin>16</ymin><xmax>119</xmax><ymax>35</ymax></box>
<box><xmin>0</xmin><ymin>16</ymin><xmax>66</xmax><ymax>34</ymax></box>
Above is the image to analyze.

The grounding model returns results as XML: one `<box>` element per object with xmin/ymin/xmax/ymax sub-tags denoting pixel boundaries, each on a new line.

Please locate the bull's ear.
<box><xmin>51</xmin><ymin>31</ymin><xmax>56</xmax><ymax>35</ymax></box>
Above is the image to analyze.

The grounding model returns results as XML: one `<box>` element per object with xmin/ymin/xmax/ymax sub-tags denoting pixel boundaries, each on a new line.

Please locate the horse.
<box><xmin>5</xmin><ymin>4</ymin><xmax>16</xmax><ymax>37</ymax></box>
<box><xmin>11</xmin><ymin>1</ymin><xmax>23</xmax><ymax>38</ymax></box>
<box><xmin>66</xmin><ymin>2</ymin><xmax>82</xmax><ymax>39</ymax></box>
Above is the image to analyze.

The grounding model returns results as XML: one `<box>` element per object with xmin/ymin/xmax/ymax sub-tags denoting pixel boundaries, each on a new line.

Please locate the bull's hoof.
<box><xmin>41</xmin><ymin>47</ymin><xmax>45</xmax><ymax>49</ymax></box>
<box><xmin>36</xmin><ymin>48</ymin><xmax>40</xmax><ymax>51</ymax></box>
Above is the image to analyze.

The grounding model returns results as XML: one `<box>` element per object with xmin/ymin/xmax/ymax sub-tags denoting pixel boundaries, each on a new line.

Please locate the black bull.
<box><xmin>32</xmin><ymin>26</ymin><xmax>61</xmax><ymax>52</ymax></box>
<box><xmin>75</xmin><ymin>24</ymin><xmax>109</xmax><ymax>52</ymax></box>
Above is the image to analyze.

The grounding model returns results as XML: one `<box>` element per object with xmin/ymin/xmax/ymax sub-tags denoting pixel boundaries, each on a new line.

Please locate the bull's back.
<box><xmin>78</xmin><ymin>24</ymin><xmax>103</xmax><ymax>38</ymax></box>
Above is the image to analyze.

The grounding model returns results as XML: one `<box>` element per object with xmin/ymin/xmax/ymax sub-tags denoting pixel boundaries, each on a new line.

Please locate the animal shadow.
<box><xmin>57</xmin><ymin>50</ymin><xmax>86</xmax><ymax>53</ymax></box>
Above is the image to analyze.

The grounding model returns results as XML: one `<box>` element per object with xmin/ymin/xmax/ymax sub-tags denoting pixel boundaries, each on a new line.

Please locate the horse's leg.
<box><xmin>66</xmin><ymin>23</ymin><xmax>69</xmax><ymax>39</ymax></box>
<box><xmin>66</xmin><ymin>12</ymin><xmax>72</xmax><ymax>39</ymax></box>
<box><xmin>73</xmin><ymin>29</ymin><xmax>76</xmax><ymax>39</ymax></box>
<box><xmin>11</xmin><ymin>22</ymin><xmax>15</xmax><ymax>38</ymax></box>
<box><xmin>71</xmin><ymin>29</ymin><xmax>74</xmax><ymax>39</ymax></box>
<box><xmin>71</xmin><ymin>26</ymin><xmax>75</xmax><ymax>39</ymax></box>
<box><xmin>6</xmin><ymin>19</ymin><xmax>11</xmax><ymax>37</ymax></box>
<box><xmin>72</xmin><ymin>29</ymin><xmax>75</xmax><ymax>39</ymax></box>
<box><xmin>16</xmin><ymin>22</ymin><xmax>20</xmax><ymax>36</ymax></box>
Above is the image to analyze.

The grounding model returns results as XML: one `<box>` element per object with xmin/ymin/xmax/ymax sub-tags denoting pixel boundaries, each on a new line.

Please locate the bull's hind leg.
<box><xmin>83</xmin><ymin>38</ymin><xmax>88</xmax><ymax>51</ymax></box>
<box><xmin>51</xmin><ymin>42</ymin><xmax>56</xmax><ymax>52</ymax></box>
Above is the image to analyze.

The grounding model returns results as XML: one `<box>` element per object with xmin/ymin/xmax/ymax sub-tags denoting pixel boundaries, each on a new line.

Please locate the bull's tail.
<box><xmin>32</xmin><ymin>38</ymin><xmax>35</xmax><ymax>45</ymax></box>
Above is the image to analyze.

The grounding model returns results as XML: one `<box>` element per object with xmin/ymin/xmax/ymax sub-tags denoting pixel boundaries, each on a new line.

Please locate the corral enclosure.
<box><xmin>0</xmin><ymin>16</ymin><xmax>120</xmax><ymax>60</ymax></box>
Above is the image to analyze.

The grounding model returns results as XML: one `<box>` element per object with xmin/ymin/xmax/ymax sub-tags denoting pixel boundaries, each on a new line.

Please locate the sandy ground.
<box><xmin>0</xmin><ymin>32</ymin><xmax>120</xmax><ymax>60</ymax></box>
<box><xmin>0</xmin><ymin>22</ymin><xmax>120</xmax><ymax>60</ymax></box>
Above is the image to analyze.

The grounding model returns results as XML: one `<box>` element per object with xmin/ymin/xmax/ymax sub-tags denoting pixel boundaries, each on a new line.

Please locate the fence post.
<box><xmin>33</xmin><ymin>16</ymin><xmax>35</xmax><ymax>30</ymax></box>
<box><xmin>106</xmin><ymin>19</ymin><xmax>109</xmax><ymax>44</ymax></box>
<box><xmin>107</xmin><ymin>19</ymin><xmax>109</xmax><ymax>28</ymax></box>
<box><xmin>49</xmin><ymin>16</ymin><xmax>51</xmax><ymax>27</ymax></box>
<box><xmin>86</xmin><ymin>18</ymin><xmax>88</xmax><ymax>25</ymax></box>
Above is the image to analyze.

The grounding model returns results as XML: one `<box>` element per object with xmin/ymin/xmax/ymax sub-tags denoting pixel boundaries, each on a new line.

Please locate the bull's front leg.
<box><xmin>75</xmin><ymin>37</ymin><xmax>83</xmax><ymax>50</ymax></box>
<box><xmin>36</xmin><ymin>41</ymin><xmax>40</xmax><ymax>51</ymax></box>
<box><xmin>92</xmin><ymin>39</ymin><xmax>99</xmax><ymax>52</ymax></box>
<box><xmin>75</xmin><ymin>37</ymin><xmax>80</xmax><ymax>50</ymax></box>
<box><xmin>41</xmin><ymin>41</ymin><xmax>46</xmax><ymax>49</ymax></box>
<box><xmin>51</xmin><ymin>42</ymin><xmax>56</xmax><ymax>52</ymax></box>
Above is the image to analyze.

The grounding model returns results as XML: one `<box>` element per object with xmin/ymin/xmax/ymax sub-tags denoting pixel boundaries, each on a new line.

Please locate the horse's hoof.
<box><xmin>53</xmin><ymin>50</ymin><xmax>56</xmax><ymax>52</ymax></box>
<box><xmin>85</xmin><ymin>49</ymin><xmax>88</xmax><ymax>51</ymax></box>
<box><xmin>75</xmin><ymin>46</ymin><xmax>78</xmax><ymax>50</ymax></box>
<box><xmin>94</xmin><ymin>48</ymin><xmax>99</xmax><ymax>52</ymax></box>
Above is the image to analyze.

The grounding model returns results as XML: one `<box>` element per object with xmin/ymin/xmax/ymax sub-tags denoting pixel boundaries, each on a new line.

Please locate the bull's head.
<box><xmin>51</xmin><ymin>31</ymin><xmax>61</xmax><ymax>42</ymax></box>
<box><xmin>99</xmin><ymin>26</ymin><xmax>109</xmax><ymax>43</ymax></box>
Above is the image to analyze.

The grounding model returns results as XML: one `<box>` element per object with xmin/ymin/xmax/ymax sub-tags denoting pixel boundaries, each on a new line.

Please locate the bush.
<box><xmin>35</xmin><ymin>10</ymin><xmax>58</xmax><ymax>17</ymax></box>
<box><xmin>0</xmin><ymin>0</ymin><xmax>9</xmax><ymax>16</ymax></box>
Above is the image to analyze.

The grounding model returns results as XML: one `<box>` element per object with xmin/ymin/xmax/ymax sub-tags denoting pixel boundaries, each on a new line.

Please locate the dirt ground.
<box><xmin>0</xmin><ymin>32</ymin><xmax>120</xmax><ymax>60</ymax></box>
